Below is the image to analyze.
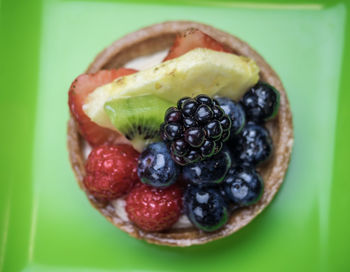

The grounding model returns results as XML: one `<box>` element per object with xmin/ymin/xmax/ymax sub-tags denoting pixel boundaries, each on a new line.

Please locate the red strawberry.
<box><xmin>68</xmin><ymin>68</ymin><xmax>137</xmax><ymax>146</ymax></box>
<box><xmin>164</xmin><ymin>28</ymin><xmax>229</xmax><ymax>61</ymax></box>
<box><xmin>83</xmin><ymin>144</ymin><xmax>140</xmax><ymax>200</ymax></box>
<box><xmin>126</xmin><ymin>183</ymin><xmax>183</xmax><ymax>232</ymax></box>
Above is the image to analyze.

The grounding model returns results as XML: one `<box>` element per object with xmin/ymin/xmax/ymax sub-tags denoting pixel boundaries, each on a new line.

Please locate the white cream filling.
<box><xmin>124</xmin><ymin>49</ymin><xmax>169</xmax><ymax>70</ymax></box>
<box><xmin>172</xmin><ymin>214</ymin><xmax>193</xmax><ymax>229</ymax></box>
<box><xmin>83</xmin><ymin>141</ymin><xmax>92</xmax><ymax>160</ymax></box>
<box><xmin>112</xmin><ymin>198</ymin><xmax>129</xmax><ymax>222</ymax></box>
<box><xmin>83</xmin><ymin>49</ymin><xmax>193</xmax><ymax>229</ymax></box>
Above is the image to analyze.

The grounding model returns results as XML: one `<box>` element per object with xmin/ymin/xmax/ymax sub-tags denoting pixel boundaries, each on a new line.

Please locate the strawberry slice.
<box><xmin>164</xmin><ymin>28</ymin><xmax>229</xmax><ymax>61</ymax></box>
<box><xmin>68</xmin><ymin>68</ymin><xmax>137</xmax><ymax>146</ymax></box>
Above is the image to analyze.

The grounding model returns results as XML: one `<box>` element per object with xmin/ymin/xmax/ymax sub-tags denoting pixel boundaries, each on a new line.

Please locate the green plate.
<box><xmin>1</xmin><ymin>0</ymin><xmax>350</xmax><ymax>271</ymax></box>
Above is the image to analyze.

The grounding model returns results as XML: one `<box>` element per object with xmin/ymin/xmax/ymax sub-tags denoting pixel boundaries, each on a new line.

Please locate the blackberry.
<box><xmin>183</xmin><ymin>117</ymin><xmax>197</xmax><ymax>128</ymax></box>
<box><xmin>194</xmin><ymin>104</ymin><xmax>213</xmax><ymax>124</ymax></box>
<box><xmin>184</xmin><ymin>127</ymin><xmax>205</xmax><ymax>147</ymax></box>
<box><xmin>200</xmin><ymin>140</ymin><xmax>215</xmax><ymax>158</ymax></box>
<box><xmin>164</xmin><ymin>107</ymin><xmax>182</xmax><ymax>123</ymax></box>
<box><xmin>164</xmin><ymin>123</ymin><xmax>183</xmax><ymax>140</ymax></box>
<box><xmin>177</xmin><ymin>96</ymin><xmax>191</xmax><ymax>109</ymax></box>
<box><xmin>184</xmin><ymin>149</ymin><xmax>201</xmax><ymax>164</ymax></box>
<box><xmin>205</xmin><ymin>120</ymin><xmax>223</xmax><ymax>139</ymax></box>
<box><xmin>161</xmin><ymin>95</ymin><xmax>232</xmax><ymax>165</ymax></box>
<box><xmin>171</xmin><ymin>138</ymin><xmax>188</xmax><ymax>157</ymax></box>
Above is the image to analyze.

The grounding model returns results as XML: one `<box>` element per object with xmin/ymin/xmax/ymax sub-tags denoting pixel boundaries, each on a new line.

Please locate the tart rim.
<box><xmin>67</xmin><ymin>20</ymin><xmax>294</xmax><ymax>247</ymax></box>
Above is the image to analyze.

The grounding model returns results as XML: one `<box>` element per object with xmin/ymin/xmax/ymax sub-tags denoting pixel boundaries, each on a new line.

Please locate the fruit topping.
<box><xmin>241</xmin><ymin>82</ymin><xmax>280</xmax><ymax>122</ymax></box>
<box><xmin>182</xmin><ymin>99</ymin><xmax>199</xmax><ymax>117</ymax></box>
<box><xmin>164</xmin><ymin>107</ymin><xmax>182</xmax><ymax>123</ymax></box>
<box><xmin>171</xmin><ymin>138</ymin><xmax>189</xmax><ymax>157</ymax></box>
<box><xmin>222</xmin><ymin>166</ymin><xmax>264</xmax><ymax>206</ymax></box>
<box><xmin>200</xmin><ymin>140</ymin><xmax>216</xmax><ymax>158</ymax></box>
<box><xmin>212</xmin><ymin>105</ymin><xmax>225</xmax><ymax>119</ymax></box>
<box><xmin>83</xmin><ymin>48</ymin><xmax>259</xmax><ymax>128</ymax></box>
<box><xmin>183</xmin><ymin>149</ymin><xmax>201</xmax><ymax>164</ymax></box>
<box><xmin>137</xmin><ymin>142</ymin><xmax>180</xmax><ymax>188</ymax></box>
<box><xmin>164</xmin><ymin>28</ymin><xmax>228</xmax><ymax>61</ymax></box>
<box><xmin>204</xmin><ymin>120</ymin><xmax>224</xmax><ymax>140</ymax></box>
<box><xmin>184</xmin><ymin>127</ymin><xmax>205</xmax><ymax>147</ymax></box>
<box><xmin>194</xmin><ymin>104</ymin><xmax>213</xmax><ymax>123</ymax></box>
<box><xmin>126</xmin><ymin>183</ymin><xmax>182</xmax><ymax>232</ymax></box>
<box><xmin>164</xmin><ymin>123</ymin><xmax>184</xmax><ymax>141</ymax></box>
<box><xmin>215</xmin><ymin>97</ymin><xmax>246</xmax><ymax>136</ymax></box>
<box><xmin>230</xmin><ymin>124</ymin><xmax>273</xmax><ymax>166</ymax></box>
<box><xmin>68</xmin><ymin>68</ymin><xmax>137</xmax><ymax>146</ymax></box>
<box><xmin>105</xmin><ymin>95</ymin><xmax>173</xmax><ymax>151</ymax></box>
<box><xmin>83</xmin><ymin>144</ymin><xmax>139</xmax><ymax>200</ymax></box>
<box><xmin>184</xmin><ymin>185</ymin><xmax>228</xmax><ymax>232</ymax></box>
<box><xmin>177</xmin><ymin>96</ymin><xmax>191</xmax><ymax>109</ymax></box>
<box><xmin>182</xmin><ymin>149</ymin><xmax>232</xmax><ymax>184</ymax></box>
<box><xmin>68</xmin><ymin>24</ymin><xmax>283</xmax><ymax>236</ymax></box>
<box><xmin>183</xmin><ymin>117</ymin><xmax>197</xmax><ymax>129</ymax></box>
<box><xmin>162</xmin><ymin>95</ymin><xmax>232</xmax><ymax>165</ymax></box>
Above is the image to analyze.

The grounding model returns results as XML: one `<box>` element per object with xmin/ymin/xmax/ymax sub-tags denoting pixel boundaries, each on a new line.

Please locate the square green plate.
<box><xmin>1</xmin><ymin>0</ymin><xmax>350</xmax><ymax>271</ymax></box>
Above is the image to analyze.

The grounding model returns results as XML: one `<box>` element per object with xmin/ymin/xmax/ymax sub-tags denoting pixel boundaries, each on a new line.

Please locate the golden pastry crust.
<box><xmin>67</xmin><ymin>21</ymin><xmax>294</xmax><ymax>246</ymax></box>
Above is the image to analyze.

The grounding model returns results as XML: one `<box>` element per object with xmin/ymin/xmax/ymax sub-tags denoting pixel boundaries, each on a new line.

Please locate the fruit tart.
<box><xmin>67</xmin><ymin>21</ymin><xmax>293</xmax><ymax>246</ymax></box>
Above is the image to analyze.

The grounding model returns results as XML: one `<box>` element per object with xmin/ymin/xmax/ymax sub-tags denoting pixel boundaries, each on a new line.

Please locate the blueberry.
<box><xmin>222</xmin><ymin>166</ymin><xmax>263</xmax><ymax>206</ymax></box>
<box><xmin>221</xmin><ymin>144</ymin><xmax>235</xmax><ymax>163</ymax></box>
<box><xmin>184</xmin><ymin>127</ymin><xmax>205</xmax><ymax>147</ymax></box>
<box><xmin>138</xmin><ymin>142</ymin><xmax>179</xmax><ymax>188</ymax></box>
<box><xmin>165</xmin><ymin>107</ymin><xmax>182</xmax><ymax>123</ymax></box>
<box><xmin>164</xmin><ymin>123</ymin><xmax>183</xmax><ymax>140</ymax></box>
<box><xmin>246</xmin><ymin>119</ymin><xmax>259</xmax><ymax>126</ymax></box>
<box><xmin>182</xmin><ymin>149</ymin><xmax>231</xmax><ymax>184</ymax></box>
<box><xmin>216</xmin><ymin>97</ymin><xmax>246</xmax><ymax>135</ymax></box>
<box><xmin>230</xmin><ymin>124</ymin><xmax>273</xmax><ymax>166</ymax></box>
<box><xmin>195</xmin><ymin>94</ymin><xmax>213</xmax><ymax>106</ymax></box>
<box><xmin>184</xmin><ymin>185</ymin><xmax>228</xmax><ymax>232</ymax></box>
<box><xmin>182</xmin><ymin>99</ymin><xmax>199</xmax><ymax>117</ymax></box>
<box><xmin>218</xmin><ymin>185</ymin><xmax>233</xmax><ymax>207</ymax></box>
<box><xmin>241</xmin><ymin>82</ymin><xmax>280</xmax><ymax>122</ymax></box>
<box><xmin>194</xmin><ymin>104</ymin><xmax>213</xmax><ymax>124</ymax></box>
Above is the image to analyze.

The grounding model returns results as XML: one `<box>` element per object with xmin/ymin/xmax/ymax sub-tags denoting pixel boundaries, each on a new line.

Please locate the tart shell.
<box><xmin>67</xmin><ymin>21</ymin><xmax>294</xmax><ymax>247</ymax></box>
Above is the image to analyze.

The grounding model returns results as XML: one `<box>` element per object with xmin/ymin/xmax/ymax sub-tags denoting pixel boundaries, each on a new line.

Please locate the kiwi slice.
<box><xmin>104</xmin><ymin>95</ymin><xmax>174</xmax><ymax>151</ymax></box>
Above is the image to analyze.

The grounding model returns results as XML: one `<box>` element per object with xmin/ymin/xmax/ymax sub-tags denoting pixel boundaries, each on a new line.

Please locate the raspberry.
<box><xmin>126</xmin><ymin>183</ymin><xmax>183</xmax><ymax>232</ymax></box>
<box><xmin>83</xmin><ymin>145</ymin><xmax>139</xmax><ymax>200</ymax></box>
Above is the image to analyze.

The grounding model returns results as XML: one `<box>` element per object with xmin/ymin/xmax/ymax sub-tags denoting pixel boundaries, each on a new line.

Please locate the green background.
<box><xmin>1</xmin><ymin>0</ymin><xmax>350</xmax><ymax>271</ymax></box>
